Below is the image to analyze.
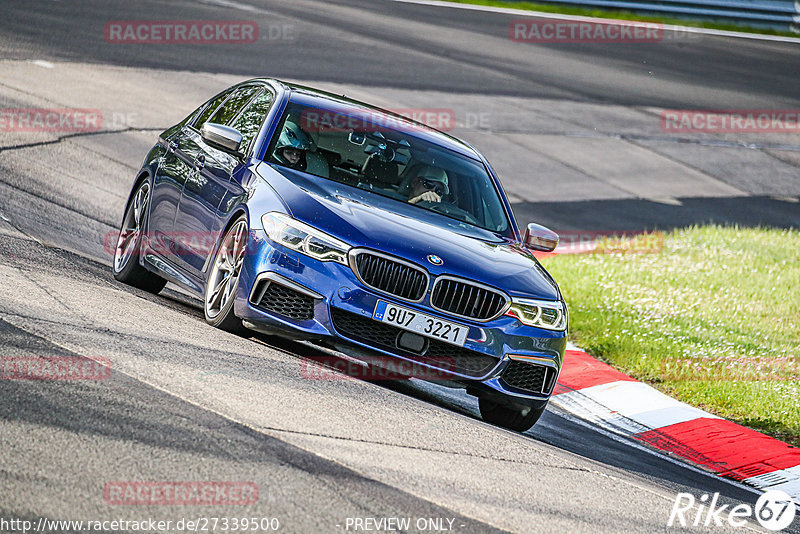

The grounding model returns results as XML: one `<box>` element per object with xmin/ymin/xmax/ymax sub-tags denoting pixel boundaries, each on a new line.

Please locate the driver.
<box><xmin>273</xmin><ymin>121</ymin><xmax>315</xmax><ymax>171</ymax></box>
<box><xmin>407</xmin><ymin>166</ymin><xmax>449</xmax><ymax>205</ymax></box>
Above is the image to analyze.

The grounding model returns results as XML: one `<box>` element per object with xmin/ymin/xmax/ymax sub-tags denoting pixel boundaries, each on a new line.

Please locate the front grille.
<box><xmin>500</xmin><ymin>360</ymin><xmax>556</xmax><ymax>395</ymax></box>
<box><xmin>352</xmin><ymin>251</ymin><xmax>428</xmax><ymax>301</ymax></box>
<box><xmin>430</xmin><ymin>278</ymin><xmax>508</xmax><ymax>321</ymax></box>
<box><xmin>330</xmin><ymin>307</ymin><xmax>498</xmax><ymax>378</ymax></box>
<box><xmin>253</xmin><ymin>282</ymin><xmax>315</xmax><ymax>321</ymax></box>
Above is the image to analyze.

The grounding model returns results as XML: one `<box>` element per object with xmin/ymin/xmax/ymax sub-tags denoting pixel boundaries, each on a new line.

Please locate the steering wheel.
<box><xmin>416</xmin><ymin>201</ymin><xmax>480</xmax><ymax>225</ymax></box>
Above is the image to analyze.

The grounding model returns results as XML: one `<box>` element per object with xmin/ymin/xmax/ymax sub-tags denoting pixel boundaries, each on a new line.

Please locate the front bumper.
<box><xmin>234</xmin><ymin>229</ymin><xmax>566</xmax><ymax>404</ymax></box>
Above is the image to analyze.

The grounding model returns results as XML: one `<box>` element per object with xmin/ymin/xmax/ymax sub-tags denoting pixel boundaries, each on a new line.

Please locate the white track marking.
<box><xmin>744</xmin><ymin>466</ymin><xmax>800</xmax><ymax>505</ymax></box>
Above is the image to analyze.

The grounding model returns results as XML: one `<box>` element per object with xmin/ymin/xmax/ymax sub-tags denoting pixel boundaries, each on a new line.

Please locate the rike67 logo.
<box><xmin>668</xmin><ymin>490</ymin><xmax>796</xmax><ymax>531</ymax></box>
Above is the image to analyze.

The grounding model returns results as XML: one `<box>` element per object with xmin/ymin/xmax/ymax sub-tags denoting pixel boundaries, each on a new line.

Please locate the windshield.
<box><xmin>265</xmin><ymin>102</ymin><xmax>511</xmax><ymax>234</ymax></box>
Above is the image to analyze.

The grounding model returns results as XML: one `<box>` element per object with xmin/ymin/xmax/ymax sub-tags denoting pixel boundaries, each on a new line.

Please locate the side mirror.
<box><xmin>201</xmin><ymin>123</ymin><xmax>243</xmax><ymax>156</ymax></box>
<box><xmin>524</xmin><ymin>223</ymin><xmax>559</xmax><ymax>252</ymax></box>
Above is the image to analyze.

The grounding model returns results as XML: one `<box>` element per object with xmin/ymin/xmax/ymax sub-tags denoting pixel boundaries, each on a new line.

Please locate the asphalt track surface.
<box><xmin>3</xmin><ymin>0</ymin><xmax>799</xmax><ymax>107</ymax></box>
<box><xmin>0</xmin><ymin>0</ymin><xmax>799</xmax><ymax>532</ymax></box>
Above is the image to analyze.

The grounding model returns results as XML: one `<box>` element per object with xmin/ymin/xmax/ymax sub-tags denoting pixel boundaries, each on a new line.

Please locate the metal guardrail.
<box><xmin>513</xmin><ymin>0</ymin><xmax>800</xmax><ymax>29</ymax></box>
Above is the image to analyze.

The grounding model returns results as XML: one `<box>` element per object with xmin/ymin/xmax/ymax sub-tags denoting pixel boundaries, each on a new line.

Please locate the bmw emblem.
<box><xmin>427</xmin><ymin>254</ymin><xmax>443</xmax><ymax>266</ymax></box>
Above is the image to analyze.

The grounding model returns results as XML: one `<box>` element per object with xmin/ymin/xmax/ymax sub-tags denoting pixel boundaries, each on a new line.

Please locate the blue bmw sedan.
<box><xmin>113</xmin><ymin>79</ymin><xmax>567</xmax><ymax>431</ymax></box>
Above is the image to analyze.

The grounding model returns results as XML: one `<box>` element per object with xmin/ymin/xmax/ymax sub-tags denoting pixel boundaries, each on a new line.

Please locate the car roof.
<box><xmin>251</xmin><ymin>78</ymin><xmax>483</xmax><ymax>161</ymax></box>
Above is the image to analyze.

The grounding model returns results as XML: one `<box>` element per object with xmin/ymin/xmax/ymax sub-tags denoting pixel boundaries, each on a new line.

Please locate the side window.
<box><xmin>228</xmin><ymin>90</ymin><xmax>275</xmax><ymax>155</ymax></box>
<box><xmin>208</xmin><ymin>85</ymin><xmax>262</xmax><ymax>126</ymax></box>
<box><xmin>193</xmin><ymin>88</ymin><xmax>235</xmax><ymax>131</ymax></box>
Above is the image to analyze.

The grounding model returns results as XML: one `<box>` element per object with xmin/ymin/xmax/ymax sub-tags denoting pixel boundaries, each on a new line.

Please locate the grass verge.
<box><xmin>443</xmin><ymin>0</ymin><xmax>799</xmax><ymax>37</ymax></box>
<box><xmin>539</xmin><ymin>226</ymin><xmax>800</xmax><ymax>446</ymax></box>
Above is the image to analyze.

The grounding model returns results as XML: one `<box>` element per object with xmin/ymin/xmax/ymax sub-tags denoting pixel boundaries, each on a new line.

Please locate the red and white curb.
<box><xmin>551</xmin><ymin>345</ymin><xmax>800</xmax><ymax>505</ymax></box>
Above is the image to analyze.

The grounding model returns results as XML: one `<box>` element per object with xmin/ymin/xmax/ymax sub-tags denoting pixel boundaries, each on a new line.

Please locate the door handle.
<box><xmin>194</xmin><ymin>155</ymin><xmax>206</xmax><ymax>170</ymax></box>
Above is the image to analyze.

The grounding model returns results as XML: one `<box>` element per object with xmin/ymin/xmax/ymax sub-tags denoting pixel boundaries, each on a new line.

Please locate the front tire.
<box><xmin>113</xmin><ymin>180</ymin><xmax>167</xmax><ymax>293</ymax></box>
<box><xmin>479</xmin><ymin>397</ymin><xmax>546</xmax><ymax>432</ymax></box>
<box><xmin>204</xmin><ymin>216</ymin><xmax>248</xmax><ymax>333</ymax></box>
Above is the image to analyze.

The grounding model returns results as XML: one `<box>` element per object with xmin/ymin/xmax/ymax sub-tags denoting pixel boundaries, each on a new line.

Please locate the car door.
<box><xmin>148</xmin><ymin>87</ymin><xmax>234</xmax><ymax>261</ymax></box>
<box><xmin>170</xmin><ymin>84</ymin><xmax>267</xmax><ymax>276</ymax></box>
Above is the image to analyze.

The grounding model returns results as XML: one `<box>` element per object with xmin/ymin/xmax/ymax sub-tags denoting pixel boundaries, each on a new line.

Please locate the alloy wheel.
<box><xmin>205</xmin><ymin>220</ymin><xmax>248</xmax><ymax>319</ymax></box>
<box><xmin>114</xmin><ymin>182</ymin><xmax>150</xmax><ymax>273</ymax></box>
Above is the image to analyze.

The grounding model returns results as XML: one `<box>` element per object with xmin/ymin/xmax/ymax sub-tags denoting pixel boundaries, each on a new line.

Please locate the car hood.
<box><xmin>256</xmin><ymin>163</ymin><xmax>560</xmax><ymax>300</ymax></box>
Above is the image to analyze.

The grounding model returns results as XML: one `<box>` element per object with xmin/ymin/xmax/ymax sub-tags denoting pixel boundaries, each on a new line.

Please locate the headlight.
<box><xmin>261</xmin><ymin>212</ymin><xmax>350</xmax><ymax>265</ymax></box>
<box><xmin>505</xmin><ymin>298</ymin><xmax>567</xmax><ymax>331</ymax></box>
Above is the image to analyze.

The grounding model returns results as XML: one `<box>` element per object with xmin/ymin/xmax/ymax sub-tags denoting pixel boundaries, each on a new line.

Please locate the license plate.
<box><xmin>372</xmin><ymin>301</ymin><xmax>469</xmax><ymax>347</ymax></box>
